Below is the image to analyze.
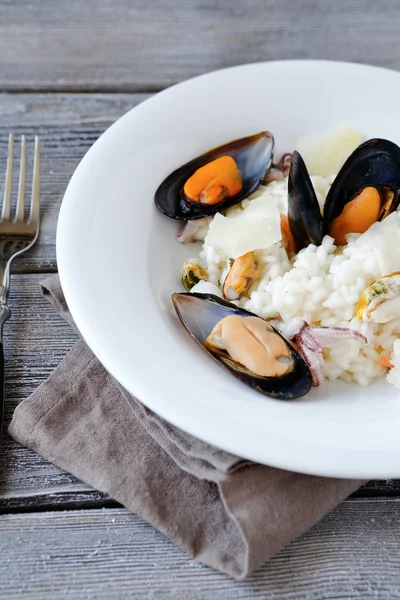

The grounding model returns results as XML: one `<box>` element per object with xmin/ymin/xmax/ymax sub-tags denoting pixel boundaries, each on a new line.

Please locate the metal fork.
<box><xmin>0</xmin><ymin>135</ymin><xmax>40</xmax><ymax>439</ymax></box>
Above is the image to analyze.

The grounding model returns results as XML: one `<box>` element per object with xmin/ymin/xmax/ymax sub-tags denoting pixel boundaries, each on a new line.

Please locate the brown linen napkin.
<box><xmin>9</xmin><ymin>275</ymin><xmax>363</xmax><ymax>579</ymax></box>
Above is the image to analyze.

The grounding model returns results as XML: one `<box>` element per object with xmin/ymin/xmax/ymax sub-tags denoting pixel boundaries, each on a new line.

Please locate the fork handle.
<box><xmin>0</xmin><ymin>304</ymin><xmax>11</xmax><ymax>440</ymax></box>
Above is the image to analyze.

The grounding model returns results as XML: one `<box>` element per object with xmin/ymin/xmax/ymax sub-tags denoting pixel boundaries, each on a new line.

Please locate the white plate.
<box><xmin>57</xmin><ymin>60</ymin><xmax>400</xmax><ymax>479</ymax></box>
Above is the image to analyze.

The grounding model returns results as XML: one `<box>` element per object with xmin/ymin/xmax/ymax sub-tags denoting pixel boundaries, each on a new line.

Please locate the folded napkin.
<box><xmin>9</xmin><ymin>275</ymin><xmax>363</xmax><ymax>579</ymax></box>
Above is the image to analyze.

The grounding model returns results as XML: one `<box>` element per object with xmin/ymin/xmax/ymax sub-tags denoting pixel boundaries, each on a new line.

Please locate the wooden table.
<box><xmin>1</xmin><ymin>2</ymin><xmax>400</xmax><ymax>598</ymax></box>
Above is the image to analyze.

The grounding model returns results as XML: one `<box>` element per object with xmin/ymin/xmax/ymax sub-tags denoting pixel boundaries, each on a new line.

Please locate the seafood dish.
<box><xmin>155</xmin><ymin>126</ymin><xmax>400</xmax><ymax>400</ymax></box>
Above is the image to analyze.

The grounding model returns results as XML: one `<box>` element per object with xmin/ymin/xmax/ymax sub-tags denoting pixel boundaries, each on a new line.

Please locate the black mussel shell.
<box><xmin>155</xmin><ymin>132</ymin><xmax>274</xmax><ymax>220</ymax></box>
<box><xmin>288</xmin><ymin>151</ymin><xmax>323</xmax><ymax>251</ymax></box>
<box><xmin>323</xmin><ymin>138</ymin><xmax>400</xmax><ymax>233</ymax></box>
<box><xmin>172</xmin><ymin>292</ymin><xmax>312</xmax><ymax>400</ymax></box>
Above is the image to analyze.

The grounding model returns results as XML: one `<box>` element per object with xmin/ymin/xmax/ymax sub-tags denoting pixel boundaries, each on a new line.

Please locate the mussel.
<box><xmin>357</xmin><ymin>272</ymin><xmax>400</xmax><ymax>323</ymax></box>
<box><xmin>287</xmin><ymin>151</ymin><xmax>323</xmax><ymax>251</ymax></box>
<box><xmin>323</xmin><ymin>139</ymin><xmax>400</xmax><ymax>244</ymax></box>
<box><xmin>155</xmin><ymin>132</ymin><xmax>274</xmax><ymax>220</ymax></box>
<box><xmin>172</xmin><ymin>292</ymin><xmax>312</xmax><ymax>400</ymax></box>
<box><xmin>182</xmin><ymin>260</ymin><xmax>208</xmax><ymax>291</ymax></box>
<box><xmin>287</xmin><ymin>139</ymin><xmax>400</xmax><ymax>249</ymax></box>
<box><xmin>222</xmin><ymin>251</ymin><xmax>260</xmax><ymax>301</ymax></box>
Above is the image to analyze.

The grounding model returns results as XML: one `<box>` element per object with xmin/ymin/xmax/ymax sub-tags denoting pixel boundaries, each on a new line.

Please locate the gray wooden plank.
<box><xmin>0</xmin><ymin>92</ymin><xmax>149</xmax><ymax>272</ymax></box>
<box><xmin>0</xmin><ymin>275</ymin><xmax>398</xmax><ymax>508</ymax></box>
<box><xmin>1</xmin><ymin>0</ymin><xmax>400</xmax><ymax>92</ymax></box>
<box><xmin>0</xmin><ymin>499</ymin><xmax>400</xmax><ymax>599</ymax></box>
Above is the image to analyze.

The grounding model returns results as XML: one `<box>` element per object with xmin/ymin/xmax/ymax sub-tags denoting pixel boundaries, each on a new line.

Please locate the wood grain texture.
<box><xmin>0</xmin><ymin>276</ymin><xmax>396</xmax><ymax>510</ymax></box>
<box><xmin>1</xmin><ymin>0</ymin><xmax>400</xmax><ymax>92</ymax></box>
<box><xmin>0</xmin><ymin>93</ymin><xmax>148</xmax><ymax>271</ymax></box>
<box><xmin>1</xmin><ymin>500</ymin><xmax>400</xmax><ymax>599</ymax></box>
<box><xmin>0</xmin><ymin>3</ymin><xmax>400</xmax><ymax>595</ymax></box>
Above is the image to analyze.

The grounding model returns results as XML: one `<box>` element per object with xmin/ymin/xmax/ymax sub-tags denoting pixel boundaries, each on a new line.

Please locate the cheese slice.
<box><xmin>356</xmin><ymin>212</ymin><xmax>400</xmax><ymax>276</ymax></box>
<box><xmin>204</xmin><ymin>196</ymin><xmax>282</xmax><ymax>259</ymax></box>
<box><xmin>297</xmin><ymin>125</ymin><xmax>363</xmax><ymax>177</ymax></box>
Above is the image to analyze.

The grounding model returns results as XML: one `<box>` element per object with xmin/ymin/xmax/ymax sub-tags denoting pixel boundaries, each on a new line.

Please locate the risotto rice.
<box><xmin>188</xmin><ymin>176</ymin><xmax>400</xmax><ymax>387</ymax></box>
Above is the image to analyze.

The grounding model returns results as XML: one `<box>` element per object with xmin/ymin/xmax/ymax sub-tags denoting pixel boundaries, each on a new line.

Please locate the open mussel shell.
<box><xmin>323</xmin><ymin>138</ymin><xmax>400</xmax><ymax>232</ymax></box>
<box><xmin>287</xmin><ymin>151</ymin><xmax>323</xmax><ymax>251</ymax></box>
<box><xmin>172</xmin><ymin>292</ymin><xmax>312</xmax><ymax>400</ymax></box>
<box><xmin>155</xmin><ymin>132</ymin><xmax>274</xmax><ymax>220</ymax></box>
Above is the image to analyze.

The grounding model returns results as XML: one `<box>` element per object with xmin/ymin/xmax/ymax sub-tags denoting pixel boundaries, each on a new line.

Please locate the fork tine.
<box><xmin>2</xmin><ymin>134</ymin><xmax>13</xmax><ymax>221</ymax></box>
<box><xmin>15</xmin><ymin>135</ymin><xmax>26</xmax><ymax>223</ymax></box>
<box><xmin>29</xmin><ymin>136</ymin><xmax>40</xmax><ymax>226</ymax></box>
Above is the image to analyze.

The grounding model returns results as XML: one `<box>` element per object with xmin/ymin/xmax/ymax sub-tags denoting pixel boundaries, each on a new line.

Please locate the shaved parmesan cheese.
<box><xmin>297</xmin><ymin>125</ymin><xmax>363</xmax><ymax>177</ymax></box>
<box><xmin>204</xmin><ymin>196</ymin><xmax>282</xmax><ymax>259</ymax></box>
<box><xmin>355</xmin><ymin>212</ymin><xmax>400</xmax><ymax>275</ymax></box>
